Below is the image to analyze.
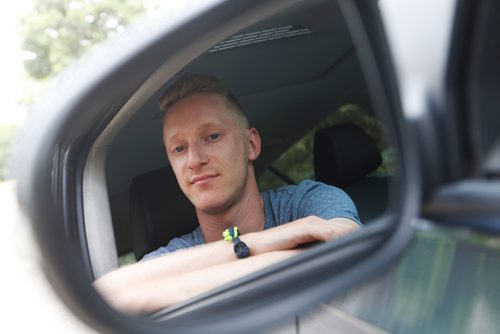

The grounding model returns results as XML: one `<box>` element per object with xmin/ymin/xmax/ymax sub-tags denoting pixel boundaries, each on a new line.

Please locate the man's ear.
<box><xmin>247</xmin><ymin>128</ymin><xmax>261</xmax><ymax>161</ymax></box>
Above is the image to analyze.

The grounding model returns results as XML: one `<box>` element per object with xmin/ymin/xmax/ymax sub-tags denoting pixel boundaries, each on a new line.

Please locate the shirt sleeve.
<box><xmin>291</xmin><ymin>180</ymin><xmax>362</xmax><ymax>225</ymax></box>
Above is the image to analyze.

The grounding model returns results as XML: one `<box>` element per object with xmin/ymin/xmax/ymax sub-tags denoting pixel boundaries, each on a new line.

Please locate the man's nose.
<box><xmin>187</xmin><ymin>144</ymin><xmax>208</xmax><ymax>169</ymax></box>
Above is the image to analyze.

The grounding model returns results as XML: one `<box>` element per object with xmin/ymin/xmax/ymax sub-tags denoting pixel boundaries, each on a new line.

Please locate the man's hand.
<box><xmin>243</xmin><ymin>216</ymin><xmax>360</xmax><ymax>255</ymax></box>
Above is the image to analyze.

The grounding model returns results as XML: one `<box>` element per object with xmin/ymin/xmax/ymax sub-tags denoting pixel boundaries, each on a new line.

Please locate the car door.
<box><xmin>294</xmin><ymin>0</ymin><xmax>500</xmax><ymax>333</ymax></box>
<box><xmin>15</xmin><ymin>0</ymin><xmax>500</xmax><ymax>333</ymax></box>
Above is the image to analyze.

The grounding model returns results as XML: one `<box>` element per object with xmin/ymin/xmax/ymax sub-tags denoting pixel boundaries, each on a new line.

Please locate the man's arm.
<box><xmin>99</xmin><ymin>249</ymin><xmax>303</xmax><ymax>314</ymax></box>
<box><xmin>94</xmin><ymin>217</ymin><xmax>360</xmax><ymax>314</ymax></box>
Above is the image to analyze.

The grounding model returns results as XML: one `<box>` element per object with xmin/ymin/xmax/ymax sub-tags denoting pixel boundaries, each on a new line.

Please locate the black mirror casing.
<box><xmin>16</xmin><ymin>0</ymin><xmax>421</xmax><ymax>332</ymax></box>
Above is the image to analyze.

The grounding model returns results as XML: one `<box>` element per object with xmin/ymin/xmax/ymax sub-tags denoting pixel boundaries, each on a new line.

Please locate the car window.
<box><xmin>258</xmin><ymin>103</ymin><xmax>396</xmax><ymax>192</ymax></box>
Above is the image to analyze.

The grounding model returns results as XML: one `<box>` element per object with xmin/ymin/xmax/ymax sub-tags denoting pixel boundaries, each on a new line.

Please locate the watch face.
<box><xmin>234</xmin><ymin>240</ymin><xmax>250</xmax><ymax>259</ymax></box>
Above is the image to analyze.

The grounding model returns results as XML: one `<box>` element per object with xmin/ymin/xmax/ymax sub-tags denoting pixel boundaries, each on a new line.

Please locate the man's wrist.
<box><xmin>223</xmin><ymin>227</ymin><xmax>250</xmax><ymax>259</ymax></box>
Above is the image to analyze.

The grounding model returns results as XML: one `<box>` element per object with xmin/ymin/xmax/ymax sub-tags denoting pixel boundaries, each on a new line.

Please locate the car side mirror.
<box><xmin>16</xmin><ymin>0</ymin><xmax>419</xmax><ymax>332</ymax></box>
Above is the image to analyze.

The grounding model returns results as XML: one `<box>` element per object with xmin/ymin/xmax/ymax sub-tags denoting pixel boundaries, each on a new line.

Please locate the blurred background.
<box><xmin>0</xmin><ymin>0</ymin><xmax>175</xmax><ymax>182</ymax></box>
<box><xmin>0</xmin><ymin>1</ymin><xmax>195</xmax><ymax>331</ymax></box>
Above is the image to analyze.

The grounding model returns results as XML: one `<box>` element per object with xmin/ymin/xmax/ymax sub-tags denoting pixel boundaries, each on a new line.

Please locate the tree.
<box><xmin>20</xmin><ymin>0</ymin><xmax>145</xmax><ymax>81</ymax></box>
<box><xmin>0</xmin><ymin>0</ymin><xmax>147</xmax><ymax>181</ymax></box>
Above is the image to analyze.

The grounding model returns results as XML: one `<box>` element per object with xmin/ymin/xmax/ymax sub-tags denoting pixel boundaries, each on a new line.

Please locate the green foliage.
<box><xmin>119</xmin><ymin>251</ymin><xmax>137</xmax><ymax>266</ymax></box>
<box><xmin>258</xmin><ymin>104</ymin><xmax>394</xmax><ymax>191</ymax></box>
<box><xmin>0</xmin><ymin>0</ymin><xmax>147</xmax><ymax>181</ymax></box>
<box><xmin>0</xmin><ymin>125</ymin><xmax>20</xmax><ymax>181</ymax></box>
<box><xmin>258</xmin><ymin>170</ymin><xmax>288</xmax><ymax>192</ymax></box>
<box><xmin>20</xmin><ymin>0</ymin><xmax>145</xmax><ymax>80</ymax></box>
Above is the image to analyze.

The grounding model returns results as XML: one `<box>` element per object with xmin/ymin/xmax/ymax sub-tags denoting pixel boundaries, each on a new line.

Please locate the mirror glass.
<box><xmin>91</xmin><ymin>0</ymin><xmax>398</xmax><ymax>318</ymax></box>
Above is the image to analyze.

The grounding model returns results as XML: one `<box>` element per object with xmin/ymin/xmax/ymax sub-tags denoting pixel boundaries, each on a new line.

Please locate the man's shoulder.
<box><xmin>262</xmin><ymin>180</ymin><xmax>341</xmax><ymax>219</ymax></box>
<box><xmin>262</xmin><ymin>180</ymin><xmax>361</xmax><ymax>226</ymax></box>
<box><xmin>262</xmin><ymin>180</ymin><xmax>337</xmax><ymax>198</ymax></box>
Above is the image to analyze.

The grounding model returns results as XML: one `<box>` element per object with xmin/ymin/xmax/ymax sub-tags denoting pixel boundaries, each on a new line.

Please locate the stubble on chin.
<box><xmin>191</xmin><ymin>185</ymin><xmax>242</xmax><ymax>216</ymax></box>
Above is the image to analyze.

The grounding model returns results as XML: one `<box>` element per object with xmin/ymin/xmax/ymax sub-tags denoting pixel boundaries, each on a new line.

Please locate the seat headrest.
<box><xmin>129</xmin><ymin>166</ymin><xmax>198</xmax><ymax>260</ymax></box>
<box><xmin>314</xmin><ymin>123</ymin><xmax>382</xmax><ymax>188</ymax></box>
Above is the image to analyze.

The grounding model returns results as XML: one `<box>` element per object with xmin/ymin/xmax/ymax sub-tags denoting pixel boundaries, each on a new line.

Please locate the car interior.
<box><xmin>82</xmin><ymin>0</ymin><xmax>397</xmax><ymax>279</ymax></box>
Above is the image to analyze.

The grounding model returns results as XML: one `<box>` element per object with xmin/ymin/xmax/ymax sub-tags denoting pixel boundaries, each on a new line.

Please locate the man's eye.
<box><xmin>173</xmin><ymin>146</ymin><xmax>184</xmax><ymax>153</ymax></box>
<box><xmin>208</xmin><ymin>133</ymin><xmax>220</xmax><ymax>141</ymax></box>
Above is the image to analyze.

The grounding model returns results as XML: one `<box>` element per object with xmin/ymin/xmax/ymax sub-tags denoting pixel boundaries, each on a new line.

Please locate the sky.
<box><xmin>0</xmin><ymin>2</ymin><xmax>32</xmax><ymax>125</ymax></box>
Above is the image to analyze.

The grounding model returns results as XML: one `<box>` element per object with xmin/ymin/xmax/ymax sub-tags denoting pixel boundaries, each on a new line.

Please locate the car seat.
<box><xmin>129</xmin><ymin>166</ymin><xmax>198</xmax><ymax>260</ymax></box>
<box><xmin>314</xmin><ymin>123</ymin><xmax>390</xmax><ymax>222</ymax></box>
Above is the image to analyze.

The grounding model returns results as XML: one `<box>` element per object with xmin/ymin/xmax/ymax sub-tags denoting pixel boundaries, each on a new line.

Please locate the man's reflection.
<box><xmin>93</xmin><ymin>74</ymin><xmax>361</xmax><ymax>314</ymax></box>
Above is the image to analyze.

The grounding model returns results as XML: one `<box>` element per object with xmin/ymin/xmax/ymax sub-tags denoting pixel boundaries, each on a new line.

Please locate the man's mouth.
<box><xmin>190</xmin><ymin>174</ymin><xmax>217</xmax><ymax>184</ymax></box>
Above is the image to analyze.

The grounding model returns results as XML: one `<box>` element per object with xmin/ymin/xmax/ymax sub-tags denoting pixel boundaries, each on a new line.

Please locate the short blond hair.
<box><xmin>159</xmin><ymin>74</ymin><xmax>249</xmax><ymax>130</ymax></box>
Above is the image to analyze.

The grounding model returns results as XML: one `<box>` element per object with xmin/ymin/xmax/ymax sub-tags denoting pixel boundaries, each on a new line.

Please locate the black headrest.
<box><xmin>314</xmin><ymin>123</ymin><xmax>382</xmax><ymax>188</ymax></box>
<box><xmin>130</xmin><ymin>166</ymin><xmax>198</xmax><ymax>260</ymax></box>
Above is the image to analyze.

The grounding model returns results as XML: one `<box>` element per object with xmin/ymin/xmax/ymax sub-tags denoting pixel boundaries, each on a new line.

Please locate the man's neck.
<box><xmin>196</xmin><ymin>179</ymin><xmax>265</xmax><ymax>243</ymax></box>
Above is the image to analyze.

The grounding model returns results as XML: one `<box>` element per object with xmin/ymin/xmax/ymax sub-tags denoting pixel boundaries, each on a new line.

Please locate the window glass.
<box><xmin>258</xmin><ymin>104</ymin><xmax>395</xmax><ymax>192</ymax></box>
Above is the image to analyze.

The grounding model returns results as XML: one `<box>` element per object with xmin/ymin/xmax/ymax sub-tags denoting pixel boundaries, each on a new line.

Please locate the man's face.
<box><xmin>163</xmin><ymin>94</ymin><xmax>260</xmax><ymax>214</ymax></box>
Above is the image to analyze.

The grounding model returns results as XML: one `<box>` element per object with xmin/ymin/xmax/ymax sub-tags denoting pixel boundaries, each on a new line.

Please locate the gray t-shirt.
<box><xmin>142</xmin><ymin>180</ymin><xmax>360</xmax><ymax>260</ymax></box>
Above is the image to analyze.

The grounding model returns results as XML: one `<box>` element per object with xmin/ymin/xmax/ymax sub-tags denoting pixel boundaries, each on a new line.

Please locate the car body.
<box><xmin>15</xmin><ymin>0</ymin><xmax>500</xmax><ymax>333</ymax></box>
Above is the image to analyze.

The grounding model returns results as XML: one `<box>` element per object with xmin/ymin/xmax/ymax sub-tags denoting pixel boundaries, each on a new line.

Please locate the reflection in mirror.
<box><xmin>258</xmin><ymin>103</ymin><xmax>396</xmax><ymax>223</ymax></box>
<box><xmin>91</xmin><ymin>0</ymin><xmax>397</xmax><ymax>317</ymax></box>
<box><xmin>94</xmin><ymin>74</ymin><xmax>363</xmax><ymax>315</ymax></box>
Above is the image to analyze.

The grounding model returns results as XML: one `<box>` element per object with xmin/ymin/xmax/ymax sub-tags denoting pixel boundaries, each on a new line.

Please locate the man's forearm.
<box><xmin>105</xmin><ymin>249</ymin><xmax>303</xmax><ymax>314</ymax></box>
<box><xmin>94</xmin><ymin>217</ymin><xmax>360</xmax><ymax>313</ymax></box>
<box><xmin>94</xmin><ymin>232</ymin><xmax>282</xmax><ymax>299</ymax></box>
<box><xmin>94</xmin><ymin>239</ymin><xmax>243</xmax><ymax>297</ymax></box>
